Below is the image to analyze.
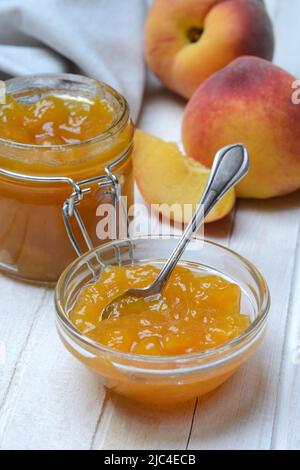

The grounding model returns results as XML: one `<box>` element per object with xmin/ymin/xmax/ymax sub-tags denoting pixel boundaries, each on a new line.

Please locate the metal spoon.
<box><xmin>101</xmin><ymin>144</ymin><xmax>249</xmax><ymax>321</ymax></box>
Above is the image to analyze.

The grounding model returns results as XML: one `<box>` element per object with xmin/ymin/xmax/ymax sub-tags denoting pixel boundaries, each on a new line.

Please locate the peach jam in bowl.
<box><xmin>55</xmin><ymin>237</ymin><xmax>270</xmax><ymax>405</ymax></box>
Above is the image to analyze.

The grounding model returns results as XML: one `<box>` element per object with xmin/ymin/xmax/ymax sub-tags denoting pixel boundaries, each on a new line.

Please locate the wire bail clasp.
<box><xmin>62</xmin><ymin>147</ymin><xmax>132</xmax><ymax>257</ymax></box>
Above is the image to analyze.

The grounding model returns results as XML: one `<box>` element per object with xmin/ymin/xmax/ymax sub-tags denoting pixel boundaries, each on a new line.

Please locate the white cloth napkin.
<box><xmin>0</xmin><ymin>0</ymin><xmax>148</xmax><ymax>121</ymax></box>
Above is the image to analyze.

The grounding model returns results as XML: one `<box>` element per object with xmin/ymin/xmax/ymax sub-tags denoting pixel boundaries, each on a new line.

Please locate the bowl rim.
<box><xmin>55</xmin><ymin>235</ymin><xmax>271</xmax><ymax>367</ymax></box>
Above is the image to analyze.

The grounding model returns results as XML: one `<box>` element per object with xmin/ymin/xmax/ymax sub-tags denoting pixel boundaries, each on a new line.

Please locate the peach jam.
<box><xmin>0</xmin><ymin>75</ymin><xmax>133</xmax><ymax>284</ymax></box>
<box><xmin>70</xmin><ymin>264</ymin><xmax>250</xmax><ymax>356</ymax></box>
<box><xmin>0</xmin><ymin>94</ymin><xmax>115</xmax><ymax>146</ymax></box>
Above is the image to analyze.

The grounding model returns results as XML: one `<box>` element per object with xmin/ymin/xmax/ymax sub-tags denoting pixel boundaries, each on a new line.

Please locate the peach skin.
<box><xmin>145</xmin><ymin>0</ymin><xmax>274</xmax><ymax>99</ymax></box>
<box><xmin>182</xmin><ymin>56</ymin><xmax>300</xmax><ymax>199</ymax></box>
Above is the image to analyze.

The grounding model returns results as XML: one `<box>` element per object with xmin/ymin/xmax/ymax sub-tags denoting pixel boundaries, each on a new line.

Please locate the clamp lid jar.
<box><xmin>0</xmin><ymin>74</ymin><xmax>134</xmax><ymax>284</ymax></box>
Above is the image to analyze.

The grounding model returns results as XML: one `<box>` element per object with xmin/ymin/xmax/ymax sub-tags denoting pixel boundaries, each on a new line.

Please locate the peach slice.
<box><xmin>133</xmin><ymin>130</ymin><xmax>235</xmax><ymax>224</ymax></box>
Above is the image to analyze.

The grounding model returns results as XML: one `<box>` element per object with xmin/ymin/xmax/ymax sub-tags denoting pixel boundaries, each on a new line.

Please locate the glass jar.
<box><xmin>55</xmin><ymin>237</ymin><xmax>270</xmax><ymax>406</ymax></box>
<box><xmin>0</xmin><ymin>74</ymin><xmax>134</xmax><ymax>284</ymax></box>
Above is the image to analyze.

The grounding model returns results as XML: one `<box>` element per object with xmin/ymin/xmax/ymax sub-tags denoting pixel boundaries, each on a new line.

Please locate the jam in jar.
<box><xmin>0</xmin><ymin>74</ymin><xmax>134</xmax><ymax>283</ymax></box>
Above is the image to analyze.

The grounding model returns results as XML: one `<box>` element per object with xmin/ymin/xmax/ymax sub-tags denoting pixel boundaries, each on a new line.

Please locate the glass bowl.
<box><xmin>55</xmin><ymin>236</ymin><xmax>270</xmax><ymax>405</ymax></box>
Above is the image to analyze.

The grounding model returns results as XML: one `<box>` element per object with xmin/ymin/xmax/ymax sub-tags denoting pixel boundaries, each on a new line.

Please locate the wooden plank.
<box><xmin>135</xmin><ymin>73</ymin><xmax>185</xmax><ymax>144</ymax></box>
<box><xmin>269</xmin><ymin>3</ymin><xmax>300</xmax><ymax>443</ymax></box>
<box><xmin>271</xmin><ymin>227</ymin><xmax>300</xmax><ymax>450</ymax></box>
<box><xmin>0</xmin><ymin>290</ymin><xmax>106</xmax><ymax>450</ymax></box>
<box><xmin>266</xmin><ymin>0</ymin><xmax>300</xmax><ymax>451</ymax></box>
<box><xmin>265</xmin><ymin>0</ymin><xmax>300</xmax><ymax>76</ymax></box>
<box><xmin>0</xmin><ymin>278</ymin><xmax>48</xmax><ymax>442</ymax></box>
<box><xmin>187</xmin><ymin>0</ymin><xmax>300</xmax><ymax>450</ymax></box>
<box><xmin>94</xmin><ymin>394</ymin><xmax>197</xmax><ymax>451</ymax></box>
<box><xmin>283</xmin><ymin>250</ymin><xmax>300</xmax><ymax>451</ymax></box>
<box><xmin>188</xmin><ymin>194</ymin><xmax>300</xmax><ymax>449</ymax></box>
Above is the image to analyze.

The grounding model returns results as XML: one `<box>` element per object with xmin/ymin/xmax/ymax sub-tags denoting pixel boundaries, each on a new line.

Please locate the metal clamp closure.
<box><xmin>62</xmin><ymin>146</ymin><xmax>132</xmax><ymax>256</ymax></box>
<box><xmin>0</xmin><ymin>145</ymin><xmax>132</xmax><ymax>258</ymax></box>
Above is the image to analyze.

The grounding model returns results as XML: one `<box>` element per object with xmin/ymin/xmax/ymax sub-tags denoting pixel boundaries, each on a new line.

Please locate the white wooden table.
<box><xmin>0</xmin><ymin>0</ymin><xmax>300</xmax><ymax>450</ymax></box>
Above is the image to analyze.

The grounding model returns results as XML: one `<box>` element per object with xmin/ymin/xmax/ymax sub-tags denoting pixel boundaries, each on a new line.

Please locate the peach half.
<box><xmin>133</xmin><ymin>130</ymin><xmax>235</xmax><ymax>224</ymax></box>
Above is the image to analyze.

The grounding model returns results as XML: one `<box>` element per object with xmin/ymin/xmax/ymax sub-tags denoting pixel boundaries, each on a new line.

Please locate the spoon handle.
<box><xmin>153</xmin><ymin>144</ymin><xmax>249</xmax><ymax>293</ymax></box>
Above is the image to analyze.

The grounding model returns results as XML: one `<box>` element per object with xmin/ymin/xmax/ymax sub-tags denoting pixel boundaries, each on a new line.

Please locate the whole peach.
<box><xmin>145</xmin><ymin>0</ymin><xmax>274</xmax><ymax>99</ymax></box>
<box><xmin>182</xmin><ymin>56</ymin><xmax>300</xmax><ymax>199</ymax></box>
